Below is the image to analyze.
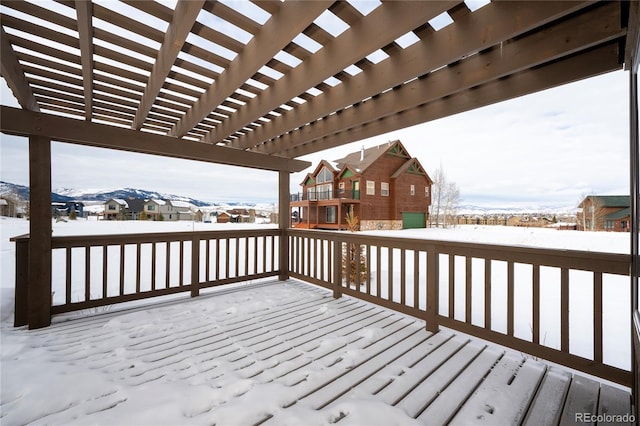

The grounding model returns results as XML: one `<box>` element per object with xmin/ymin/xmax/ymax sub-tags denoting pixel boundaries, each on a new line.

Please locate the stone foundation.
<box><xmin>360</xmin><ymin>220</ymin><xmax>403</xmax><ymax>231</ymax></box>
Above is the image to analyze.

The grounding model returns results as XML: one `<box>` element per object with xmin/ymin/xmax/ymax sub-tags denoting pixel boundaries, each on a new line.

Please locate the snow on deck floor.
<box><xmin>0</xmin><ymin>280</ymin><xmax>632</xmax><ymax>425</ymax></box>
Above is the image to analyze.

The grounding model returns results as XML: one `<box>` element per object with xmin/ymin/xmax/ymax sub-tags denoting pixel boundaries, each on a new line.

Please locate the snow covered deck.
<box><xmin>2</xmin><ymin>279</ymin><xmax>632</xmax><ymax>425</ymax></box>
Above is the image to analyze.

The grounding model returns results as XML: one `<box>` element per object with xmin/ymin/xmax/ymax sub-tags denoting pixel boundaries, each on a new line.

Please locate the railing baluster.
<box><xmin>136</xmin><ymin>243</ymin><xmax>141</xmax><ymax>293</ymax></box>
<box><xmin>561</xmin><ymin>267</ymin><xmax>569</xmax><ymax>353</ymax></box>
<box><xmin>262</xmin><ymin>235</ymin><xmax>267</xmax><ymax>274</ymax></box>
<box><xmin>448</xmin><ymin>255</ymin><xmax>455</xmax><ymax>318</ymax></box>
<box><xmin>465</xmin><ymin>256</ymin><xmax>472</xmax><ymax>323</ymax></box>
<box><xmin>224</xmin><ymin>238</ymin><xmax>230</xmax><ymax>279</ymax></box>
<box><xmin>332</xmin><ymin>238</ymin><xmax>341</xmax><ymax>299</ymax></box>
<box><xmin>66</xmin><ymin>247</ymin><xmax>72</xmax><ymax>304</ymax></box>
<box><xmin>215</xmin><ymin>238</ymin><xmax>220</xmax><ymax>280</ymax></box>
<box><xmin>388</xmin><ymin>247</ymin><xmax>393</xmax><ymax>301</ymax></box>
<box><xmin>376</xmin><ymin>246</ymin><xmax>381</xmax><ymax>297</ymax></box>
<box><xmin>366</xmin><ymin>245</ymin><xmax>372</xmax><ymax>295</ymax></box>
<box><xmin>594</xmin><ymin>271</ymin><xmax>603</xmax><ymax>363</ymax></box>
<box><xmin>103</xmin><ymin>245</ymin><xmax>108</xmax><ymax>298</ymax></box>
<box><xmin>151</xmin><ymin>242</ymin><xmax>157</xmax><ymax>291</ymax></box>
<box><xmin>484</xmin><ymin>258</ymin><xmax>491</xmax><ymax>329</ymax></box>
<box><xmin>205</xmin><ymin>239</ymin><xmax>210</xmax><ymax>282</ymax></box>
<box><xmin>400</xmin><ymin>249</ymin><xmax>406</xmax><ymax>305</ymax></box>
<box><xmin>320</xmin><ymin>239</ymin><xmax>325</xmax><ymax>281</ymax></box>
<box><xmin>533</xmin><ymin>264</ymin><xmax>540</xmax><ymax>344</ymax></box>
<box><xmin>413</xmin><ymin>250</ymin><xmax>419</xmax><ymax>309</ymax></box>
<box><xmin>507</xmin><ymin>261</ymin><xmax>514</xmax><ymax>336</ymax></box>
<box><xmin>191</xmin><ymin>236</ymin><xmax>199</xmax><ymax>297</ymax></box>
<box><xmin>120</xmin><ymin>244</ymin><xmax>125</xmax><ymax>295</ymax></box>
<box><xmin>179</xmin><ymin>240</ymin><xmax>185</xmax><ymax>285</ymax></box>
<box><xmin>166</xmin><ymin>242</ymin><xmax>171</xmax><ymax>288</ymax></box>
<box><xmin>85</xmin><ymin>246</ymin><xmax>91</xmax><ymax>301</ymax></box>
<box><xmin>244</xmin><ymin>236</ymin><xmax>249</xmax><ymax>276</ymax></box>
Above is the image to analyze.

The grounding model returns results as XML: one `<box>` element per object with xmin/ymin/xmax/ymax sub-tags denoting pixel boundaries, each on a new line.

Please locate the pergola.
<box><xmin>1</xmin><ymin>0</ymin><xmax>639</xmax><ymax>415</ymax></box>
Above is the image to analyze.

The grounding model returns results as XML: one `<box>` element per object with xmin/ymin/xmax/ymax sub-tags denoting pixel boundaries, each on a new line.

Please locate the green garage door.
<box><xmin>402</xmin><ymin>212</ymin><xmax>426</xmax><ymax>229</ymax></box>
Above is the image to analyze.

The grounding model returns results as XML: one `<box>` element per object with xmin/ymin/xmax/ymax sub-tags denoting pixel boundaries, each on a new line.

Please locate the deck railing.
<box><xmin>12</xmin><ymin>229</ymin><xmax>280</xmax><ymax>324</ymax></box>
<box><xmin>287</xmin><ymin>229</ymin><xmax>632</xmax><ymax>387</ymax></box>
<box><xmin>12</xmin><ymin>227</ymin><xmax>632</xmax><ymax>386</ymax></box>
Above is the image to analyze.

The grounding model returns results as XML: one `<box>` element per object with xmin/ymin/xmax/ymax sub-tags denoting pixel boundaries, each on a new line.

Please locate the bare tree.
<box><xmin>430</xmin><ymin>165</ymin><xmax>461</xmax><ymax>228</ymax></box>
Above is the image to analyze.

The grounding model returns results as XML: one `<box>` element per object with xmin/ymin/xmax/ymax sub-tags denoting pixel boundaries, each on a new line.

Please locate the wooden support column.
<box><xmin>278</xmin><ymin>171</ymin><xmax>290</xmax><ymax>281</ymax></box>
<box><xmin>28</xmin><ymin>136</ymin><xmax>52</xmax><ymax>329</ymax></box>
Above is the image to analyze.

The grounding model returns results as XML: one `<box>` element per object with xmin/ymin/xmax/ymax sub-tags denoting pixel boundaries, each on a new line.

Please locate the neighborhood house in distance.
<box><xmin>290</xmin><ymin>140</ymin><xmax>433</xmax><ymax>231</ymax></box>
<box><xmin>577</xmin><ymin>195</ymin><xmax>631</xmax><ymax>232</ymax></box>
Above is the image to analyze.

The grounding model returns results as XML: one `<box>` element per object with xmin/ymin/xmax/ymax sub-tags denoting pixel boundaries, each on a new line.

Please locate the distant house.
<box><xmin>217</xmin><ymin>212</ymin><xmax>230</xmax><ymax>223</ymax></box>
<box><xmin>125</xmin><ymin>198</ymin><xmax>146</xmax><ymax>220</ymax></box>
<box><xmin>104</xmin><ymin>198</ymin><xmax>127</xmax><ymax>220</ymax></box>
<box><xmin>578</xmin><ymin>195</ymin><xmax>630</xmax><ymax>232</ymax></box>
<box><xmin>290</xmin><ymin>140</ymin><xmax>432</xmax><ymax>230</ymax></box>
<box><xmin>0</xmin><ymin>198</ymin><xmax>16</xmax><ymax>217</ymax></box>
<box><xmin>52</xmin><ymin>202</ymin><xmax>84</xmax><ymax>218</ymax></box>
<box><xmin>144</xmin><ymin>199</ymin><xmax>195</xmax><ymax>221</ymax></box>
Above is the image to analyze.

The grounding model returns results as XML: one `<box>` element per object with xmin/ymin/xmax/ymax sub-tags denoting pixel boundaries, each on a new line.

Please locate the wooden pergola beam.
<box><xmin>216</xmin><ymin>0</ymin><xmax>459</xmax><ymax>146</ymax></box>
<box><xmin>0</xmin><ymin>106</ymin><xmax>310</xmax><ymax>173</ymax></box>
<box><xmin>0</xmin><ymin>27</ymin><xmax>40</xmax><ymax>112</ymax></box>
<box><xmin>131</xmin><ymin>0</ymin><xmax>205</xmax><ymax>130</ymax></box>
<box><xmin>75</xmin><ymin>0</ymin><xmax>95</xmax><ymax>121</ymax></box>
<box><xmin>251</xmin><ymin>0</ymin><xmax>594</xmax><ymax>155</ymax></box>
<box><xmin>283</xmin><ymin>42</ymin><xmax>622</xmax><ymax>157</ymax></box>
<box><xmin>170</xmin><ymin>0</ymin><xmax>330</xmax><ymax>138</ymax></box>
<box><xmin>269</xmin><ymin>1</ymin><xmax>624</xmax><ymax>155</ymax></box>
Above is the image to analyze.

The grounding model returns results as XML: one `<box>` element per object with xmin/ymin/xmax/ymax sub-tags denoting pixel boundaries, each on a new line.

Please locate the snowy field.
<box><xmin>0</xmin><ymin>218</ymin><xmax>633</xmax><ymax>424</ymax></box>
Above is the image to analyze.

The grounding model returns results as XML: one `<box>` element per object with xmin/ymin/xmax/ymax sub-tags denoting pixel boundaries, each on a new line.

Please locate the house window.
<box><xmin>108</xmin><ymin>204</ymin><xmax>116</xmax><ymax>211</ymax></box>
<box><xmin>425</xmin><ymin>186</ymin><xmax>430</xmax><ymax>197</ymax></box>
<box><xmin>410</xmin><ymin>185</ymin><xmax>415</xmax><ymax>196</ymax></box>
<box><xmin>381</xmin><ymin>182</ymin><xmax>389</xmax><ymax>197</ymax></box>
<box><xmin>317</xmin><ymin>167</ymin><xmax>332</xmax><ymax>183</ymax></box>
<box><xmin>604</xmin><ymin>220</ymin><xmax>614</xmax><ymax>230</ymax></box>
<box><xmin>308</xmin><ymin>186</ymin><xmax>316</xmax><ymax>201</ymax></box>
<box><xmin>326</xmin><ymin>206</ymin><xmax>337</xmax><ymax>223</ymax></box>
<box><xmin>148</xmin><ymin>205</ymin><xmax>155</xmax><ymax>211</ymax></box>
<box><xmin>621</xmin><ymin>220</ymin><xmax>628</xmax><ymax>229</ymax></box>
<box><xmin>366</xmin><ymin>180</ymin><xmax>375</xmax><ymax>195</ymax></box>
<box><xmin>338</xmin><ymin>182</ymin><xmax>345</xmax><ymax>194</ymax></box>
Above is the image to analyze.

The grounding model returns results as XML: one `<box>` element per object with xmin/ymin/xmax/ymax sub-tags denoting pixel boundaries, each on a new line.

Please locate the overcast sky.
<box><xmin>0</xmin><ymin>70</ymin><xmax>631</xmax><ymax>208</ymax></box>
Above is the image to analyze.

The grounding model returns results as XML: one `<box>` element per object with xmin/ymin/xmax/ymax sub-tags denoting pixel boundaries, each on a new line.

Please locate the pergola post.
<box><xmin>28</xmin><ymin>135</ymin><xmax>52</xmax><ymax>329</ymax></box>
<box><xmin>278</xmin><ymin>171</ymin><xmax>290</xmax><ymax>281</ymax></box>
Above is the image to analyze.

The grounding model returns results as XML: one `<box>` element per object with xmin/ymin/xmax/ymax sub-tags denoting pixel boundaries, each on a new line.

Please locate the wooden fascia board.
<box><xmin>284</xmin><ymin>42</ymin><xmax>622</xmax><ymax>157</ymax></box>
<box><xmin>0</xmin><ymin>106</ymin><xmax>310</xmax><ymax>172</ymax></box>
<box><xmin>221</xmin><ymin>0</ymin><xmax>458</xmax><ymax>147</ymax></box>
<box><xmin>170</xmin><ymin>0</ymin><xmax>330</xmax><ymax>138</ymax></box>
<box><xmin>248</xmin><ymin>0</ymin><xmax>594</xmax><ymax>154</ymax></box>
<box><xmin>0</xmin><ymin>27</ymin><xmax>39</xmax><ymax>112</ymax></box>
<box><xmin>272</xmin><ymin>2</ymin><xmax>624</xmax><ymax>155</ymax></box>
<box><xmin>75</xmin><ymin>0</ymin><xmax>94</xmax><ymax>121</ymax></box>
<box><xmin>131</xmin><ymin>0</ymin><xmax>205</xmax><ymax>130</ymax></box>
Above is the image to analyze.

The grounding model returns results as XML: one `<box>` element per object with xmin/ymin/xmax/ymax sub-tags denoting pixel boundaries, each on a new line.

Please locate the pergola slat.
<box><xmin>170</xmin><ymin>0</ymin><xmax>330</xmax><ymax>138</ymax></box>
<box><xmin>217</xmin><ymin>0</ymin><xmax>459</xmax><ymax>146</ymax></box>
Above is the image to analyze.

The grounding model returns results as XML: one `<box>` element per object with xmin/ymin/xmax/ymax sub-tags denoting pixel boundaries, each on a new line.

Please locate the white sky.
<box><xmin>0</xmin><ymin>70</ymin><xmax>631</xmax><ymax>207</ymax></box>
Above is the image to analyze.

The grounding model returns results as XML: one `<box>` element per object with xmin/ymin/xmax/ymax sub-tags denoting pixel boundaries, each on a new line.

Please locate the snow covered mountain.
<box><xmin>1</xmin><ymin>181</ymin><xmax>213</xmax><ymax>207</ymax></box>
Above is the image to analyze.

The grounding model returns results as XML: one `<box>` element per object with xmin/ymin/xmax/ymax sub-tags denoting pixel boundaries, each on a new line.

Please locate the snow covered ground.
<box><xmin>0</xmin><ymin>218</ymin><xmax>633</xmax><ymax>424</ymax></box>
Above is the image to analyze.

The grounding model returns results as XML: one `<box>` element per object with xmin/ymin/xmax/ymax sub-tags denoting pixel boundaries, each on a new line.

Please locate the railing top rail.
<box><xmin>9</xmin><ymin>233</ymin><xmax>30</xmax><ymax>242</ymax></box>
<box><xmin>287</xmin><ymin>228</ymin><xmax>631</xmax><ymax>275</ymax></box>
<box><xmin>15</xmin><ymin>228</ymin><xmax>280</xmax><ymax>248</ymax></box>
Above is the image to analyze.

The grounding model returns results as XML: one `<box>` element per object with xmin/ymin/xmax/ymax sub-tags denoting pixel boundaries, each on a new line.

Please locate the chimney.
<box><xmin>360</xmin><ymin>145</ymin><xmax>364</xmax><ymax>162</ymax></box>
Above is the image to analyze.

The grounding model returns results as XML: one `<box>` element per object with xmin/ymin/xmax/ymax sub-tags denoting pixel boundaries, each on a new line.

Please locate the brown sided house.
<box><xmin>577</xmin><ymin>195</ymin><xmax>631</xmax><ymax>232</ymax></box>
<box><xmin>290</xmin><ymin>140</ymin><xmax>432</xmax><ymax>230</ymax></box>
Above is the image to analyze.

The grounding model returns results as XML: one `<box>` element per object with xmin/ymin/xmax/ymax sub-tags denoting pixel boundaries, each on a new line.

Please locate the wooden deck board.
<box><xmin>4</xmin><ymin>279</ymin><xmax>632</xmax><ymax>425</ymax></box>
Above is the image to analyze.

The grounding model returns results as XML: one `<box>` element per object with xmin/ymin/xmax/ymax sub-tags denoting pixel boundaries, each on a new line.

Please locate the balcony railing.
<box><xmin>290</xmin><ymin>189</ymin><xmax>360</xmax><ymax>202</ymax></box>
<box><xmin>287</xmin><ymin>228</ymin><xmax>632</xmax><ymax>387</ymax></box>
<box><xmin>11</xmin><ymin>229</ymin><xmax>280</xmax><ymax>322</ymax></box>
<box><xmin>12</xmin><ymin>228</ymin><xmax>632</xmax><ymax>387</ymax></box>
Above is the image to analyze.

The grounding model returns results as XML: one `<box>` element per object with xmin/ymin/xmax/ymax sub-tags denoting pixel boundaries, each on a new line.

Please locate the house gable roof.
<box><xmin>333</xmin><ymin>140</ymin><xmax>410</xmax><ymax>174</ymax></box>
<box><xmin>390</xmin><ymin>158</ymin><xmax>433</xmax><ymax>183</ymax></box>
<box><xmin>579</xmin><ymin>195</ymin><xmax>629</xmax><ymax>208</ymax></box>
